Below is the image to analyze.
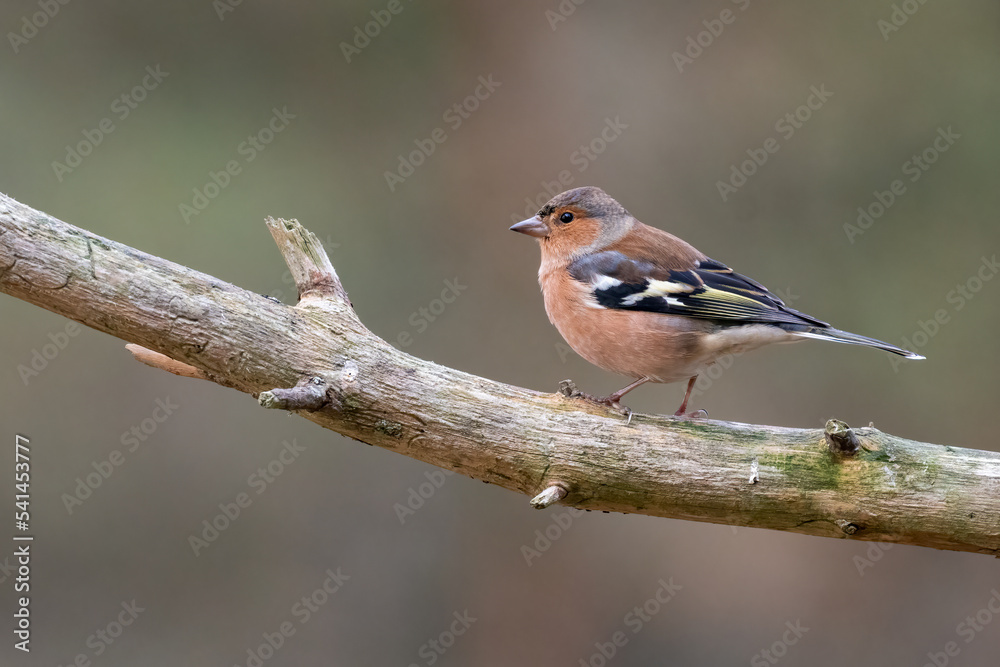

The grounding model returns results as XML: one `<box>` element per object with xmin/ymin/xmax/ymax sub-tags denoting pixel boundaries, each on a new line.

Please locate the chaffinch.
<box><xmin>510</xmin><ymin>186</ymin><xmax>923</xmax><ymax>417</ymax></box>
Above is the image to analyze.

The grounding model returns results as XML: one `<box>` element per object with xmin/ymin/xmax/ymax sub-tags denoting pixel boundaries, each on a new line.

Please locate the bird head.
<box><xmin>509</xmin><ymin>186</ymin><xmax>633</xmax><ymax>258</ymax></box>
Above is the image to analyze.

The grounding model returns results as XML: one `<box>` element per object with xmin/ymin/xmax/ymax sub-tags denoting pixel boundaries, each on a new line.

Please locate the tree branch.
<box><xmin>2</xmin><ymin>193</ymin><xmax>998</xmax><ymax>556</ymax></box>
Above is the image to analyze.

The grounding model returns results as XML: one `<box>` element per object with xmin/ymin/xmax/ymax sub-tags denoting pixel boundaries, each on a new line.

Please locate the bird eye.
<box><xmin>559</xmin><ymin>212</ymin><xmax>574</xmax><ymax>224</ymax></box>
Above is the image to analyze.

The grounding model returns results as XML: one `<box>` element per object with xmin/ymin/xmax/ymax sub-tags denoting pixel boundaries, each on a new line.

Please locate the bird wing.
<box><xmin>567</xmin><ymin>251</ymin><xmax>828</xmax><ymax>328</ymax></box>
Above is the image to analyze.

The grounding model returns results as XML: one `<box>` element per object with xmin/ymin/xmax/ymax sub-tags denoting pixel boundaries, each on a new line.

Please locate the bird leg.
<box><xmin>560</xmin><ymin>376</ymin><xmax>706</xmax><ymax>421</ymax></box>
<box><xmin>603</xmin><ymin>376</ymin><xmax>651</xmax><ymax>408</ymax></box>
<box><xmin>566</xmin><ymin>376</ymin><xmax>650</xmax><ymax>420</ymax></box>
<box><xmin>674</xmin><ymin>376</ymin><xmax>707</xmax><ymax>418</ymax></box>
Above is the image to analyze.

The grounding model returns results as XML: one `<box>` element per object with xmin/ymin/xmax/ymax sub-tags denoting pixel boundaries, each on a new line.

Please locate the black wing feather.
<box><xmin>568</xmin><ymin>252</ymin><xmax>828</xmax><ymax>328</ymax></box>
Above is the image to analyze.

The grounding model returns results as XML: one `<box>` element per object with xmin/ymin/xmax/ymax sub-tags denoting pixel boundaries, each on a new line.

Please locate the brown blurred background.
<box><xmin>2</xmin><ymin>0</ymin><xmax>999</xmax><ymax>665</ymax></box>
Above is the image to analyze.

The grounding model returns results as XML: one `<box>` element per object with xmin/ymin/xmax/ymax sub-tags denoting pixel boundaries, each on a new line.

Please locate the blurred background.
<box><xmin>2</xmin><ymin>0</ymin><xmax>999</xmax><ymax>665</ymax></box>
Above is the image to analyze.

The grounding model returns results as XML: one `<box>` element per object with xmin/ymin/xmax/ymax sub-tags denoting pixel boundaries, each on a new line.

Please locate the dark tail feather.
<box><xmin>786</xmin><ymin>326</ymin><xmax>925</xmax><ymax>359</ymax></box>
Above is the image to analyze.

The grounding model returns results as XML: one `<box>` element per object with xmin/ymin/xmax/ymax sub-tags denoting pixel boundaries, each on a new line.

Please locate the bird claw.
<box><xmin>558</xmin><ymin>380</ymin><xmax>633</xmax><ymax>422</ymax></box>
<box><xmin>582</xmin><ymin>392</ymin><xmax>633</xmax><ymax>421</ymax></box>
<box><xmin>673</xmin><ymin>408</ymin><xmax>708</xmax><ymax>419</ymax></box>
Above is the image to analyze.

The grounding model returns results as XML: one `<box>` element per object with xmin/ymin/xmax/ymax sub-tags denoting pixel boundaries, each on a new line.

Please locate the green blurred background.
<box><xmin>2</xmin><ymin>0</ymin><xmax>999</xmax><ymax>665</ymax></box>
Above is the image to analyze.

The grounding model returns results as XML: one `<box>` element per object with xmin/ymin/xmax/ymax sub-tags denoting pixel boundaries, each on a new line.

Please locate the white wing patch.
<box><xmin>580</xmin><ymin>274</ymin><xmax>622</xmax><ymax>309</ymax></box>
<box><xmin>621</xmin><ymin>278</ymin><xmax>697</xmax><ymax>306</ymax></box>
<box><xmin>591</xmin><ymin>274</ymin><xmax>623</xmax><ymax>291</ymax></box>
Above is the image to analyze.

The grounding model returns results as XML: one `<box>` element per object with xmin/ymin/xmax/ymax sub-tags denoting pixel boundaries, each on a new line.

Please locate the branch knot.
<box><xmin>825</xmin><ymin>419</ymin><xmax>861</xmax><ymax>455</ymax></box>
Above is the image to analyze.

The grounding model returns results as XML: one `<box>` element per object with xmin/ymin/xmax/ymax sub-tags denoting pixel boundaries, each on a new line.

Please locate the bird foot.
<box><xmin>583</xmin><ymin>393</ymin><xmax>631</xmax><ymax>415</ymax></box>
<box><xmin>673</xmin><ymin>408</ymin><xmax>708</xmax><ymax>419</ymax></box>
<box><xmin>585</xmin><ymin>394</ymin><xmax>634</xmax><ymax>424</ymax></box>
<box><xmin>558</xmin><ymin>379</ymin><xmax>633</xmax><ymax>422</ymax></box>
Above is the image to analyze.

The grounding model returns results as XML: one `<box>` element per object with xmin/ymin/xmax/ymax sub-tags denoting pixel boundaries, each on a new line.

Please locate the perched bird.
<box><xmin>510</xmin><ymin>186</ymin><xmax>923</xmax><ymax>417</ymax></box>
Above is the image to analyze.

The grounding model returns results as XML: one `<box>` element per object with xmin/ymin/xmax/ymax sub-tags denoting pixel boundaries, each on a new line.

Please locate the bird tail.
<box><xmin>785</xmin><ymin>326</ymin><xmax>925</xmax><ymax>360</ymax></box>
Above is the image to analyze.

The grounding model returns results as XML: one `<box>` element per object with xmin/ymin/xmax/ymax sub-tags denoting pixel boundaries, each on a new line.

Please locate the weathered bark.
<box><xmin>1</xmin><ymin>193</ymin><xmax>997</xmax><ymax>556</ymax></box>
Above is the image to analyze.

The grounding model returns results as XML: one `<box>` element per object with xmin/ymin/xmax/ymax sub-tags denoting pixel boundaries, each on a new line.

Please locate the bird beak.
<box><xmin>509</xmin><ymin>216</ymin><xmax>549</xmax><ymax>238</ymax></box>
